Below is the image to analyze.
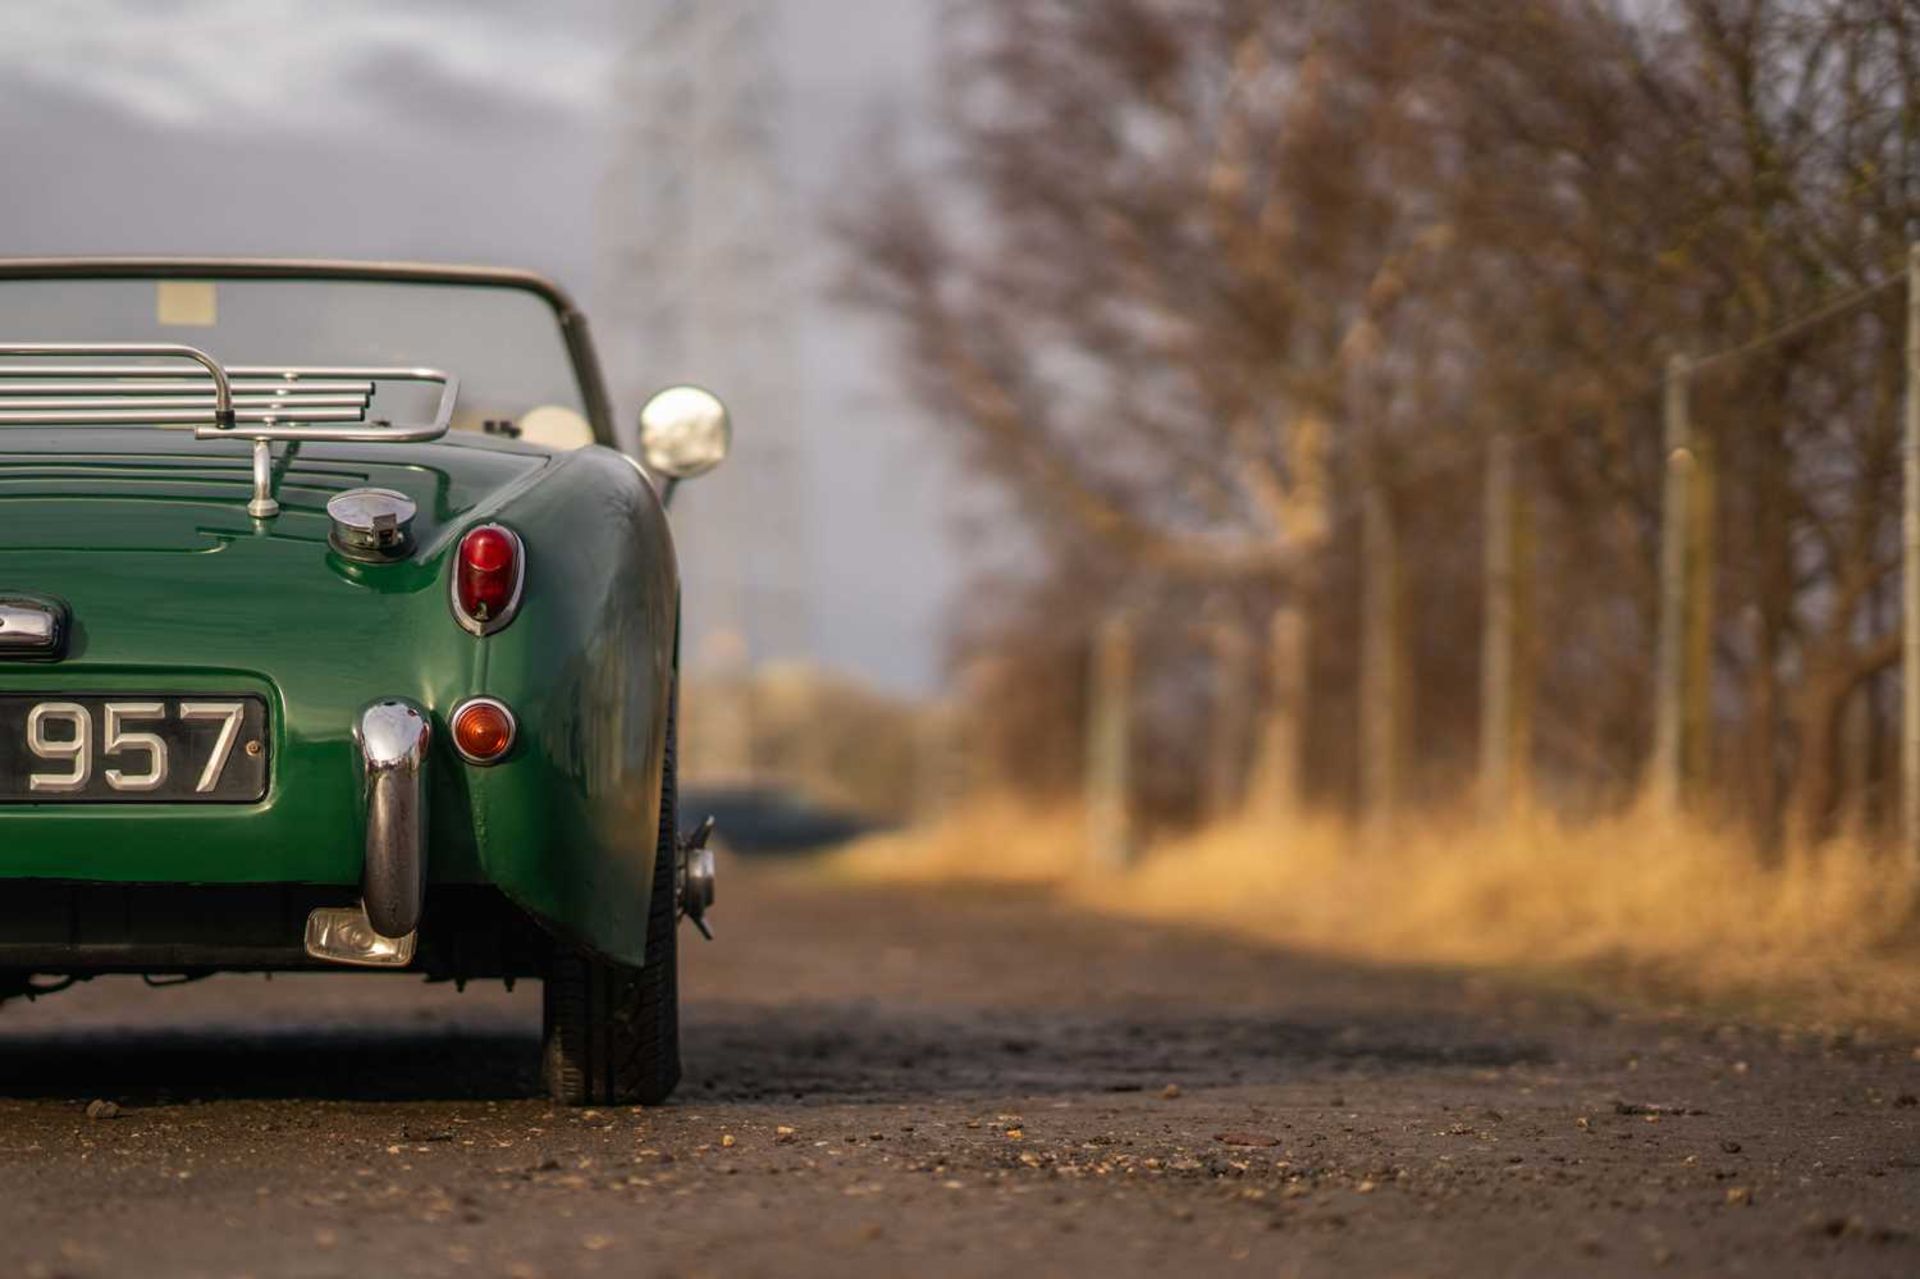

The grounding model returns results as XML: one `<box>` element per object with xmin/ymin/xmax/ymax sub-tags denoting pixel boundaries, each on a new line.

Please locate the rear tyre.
<box><xmin>541</xmin><ymin>702</ymin><xmax>681</xmax><ymax>1106</ymax></box>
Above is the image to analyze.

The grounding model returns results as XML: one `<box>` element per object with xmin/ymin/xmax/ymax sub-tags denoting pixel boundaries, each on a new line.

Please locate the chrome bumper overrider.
<box><xmin>304</xmin><ymin>698</ymin><xmax>430</xmax><ymax>967</ymax></box>
<box><xmin>303</xmin><ymin>904</ymin><xmax>416</xmax><ymax>967</ymax></box>
<box><xmin>679</xmin><ymin>815</ymin><xmax>717</xmax><ymax>941</ymax></box>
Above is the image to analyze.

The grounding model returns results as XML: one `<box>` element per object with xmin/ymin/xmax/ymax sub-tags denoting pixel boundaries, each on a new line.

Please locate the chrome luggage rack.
<box><xmin>0</xmin><ymin>342</ymin><xmax>458</xmax><ymax>518</ymax></box>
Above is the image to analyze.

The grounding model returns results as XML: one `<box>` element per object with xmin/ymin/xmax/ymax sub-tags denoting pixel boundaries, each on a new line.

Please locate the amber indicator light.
<box><xmin>451</xmin><ymin>699</ymin><xmax>515</xmax><ymax>764</ymax></box>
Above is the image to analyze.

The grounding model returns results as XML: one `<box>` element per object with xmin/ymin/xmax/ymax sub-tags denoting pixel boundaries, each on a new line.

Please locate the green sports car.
<box><xmin>0</xmin><ymin>258</ymin><xmax>727</xmax><ymax>1105</ymax></box>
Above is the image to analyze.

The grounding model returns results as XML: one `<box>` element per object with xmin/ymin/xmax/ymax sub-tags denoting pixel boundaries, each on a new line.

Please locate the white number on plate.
<box><xmin>26</xmin><ymin>702</ymin><xmax>91</xmax><ymax>792</ymax></box>
<box><xmin>26</xmin><ymin>700</ymin><xmax>249</xmax><ymax>794</ymax></box>
<box><xmin>103</xmin><ymin>701</ymin><xmax>167</xmax><ymax>792</ymax></box>
<box><xmin>178</xmin><ymin>702</ymin><xmax>246</xmax><ymax>794</ymax></box>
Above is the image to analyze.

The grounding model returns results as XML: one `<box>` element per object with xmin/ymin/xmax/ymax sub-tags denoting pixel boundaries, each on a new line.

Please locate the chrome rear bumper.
<box><xmin>355</xmin><ymin>699</ymin><xmax>431</xmax><ymax>938</ymax></box>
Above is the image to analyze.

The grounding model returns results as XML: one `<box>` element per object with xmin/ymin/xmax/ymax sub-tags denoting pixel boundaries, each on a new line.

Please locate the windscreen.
<box><xmin>0</xmin><ymin>276</ymin><xmax>590</xmax><ymax>441</ymax></box>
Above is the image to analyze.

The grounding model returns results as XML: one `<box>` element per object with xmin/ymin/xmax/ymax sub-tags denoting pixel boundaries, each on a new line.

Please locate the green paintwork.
<box><xmin>0</xmin><ymin>427</ymin><xmax>677</xmax><ymax>966</ymax></box>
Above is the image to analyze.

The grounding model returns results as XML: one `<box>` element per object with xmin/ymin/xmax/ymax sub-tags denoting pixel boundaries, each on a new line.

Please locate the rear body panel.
<box><xmin>0</xmin><ymin>427</ymin><xmax>677</xmax><ymax>967</ymax></box>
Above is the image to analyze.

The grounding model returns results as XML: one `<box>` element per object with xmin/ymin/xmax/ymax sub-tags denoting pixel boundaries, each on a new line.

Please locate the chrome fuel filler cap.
<box><xmin>327</xmin><ymin>488</ymin><xmax>418</xmax><ymax>561</ymax></box>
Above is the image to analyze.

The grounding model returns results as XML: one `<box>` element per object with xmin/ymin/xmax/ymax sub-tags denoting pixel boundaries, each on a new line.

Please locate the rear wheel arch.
<box><xmin>540</xmin><ymin>681</ymin><xmax>681</xmax><ymax>1106</ymax></box>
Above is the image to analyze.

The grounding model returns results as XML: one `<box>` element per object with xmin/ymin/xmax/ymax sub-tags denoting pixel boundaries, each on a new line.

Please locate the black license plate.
<box><xmin>0</xmin><ymin>695</ymin><xmax>270</xmax><ymax>803</ymax></box>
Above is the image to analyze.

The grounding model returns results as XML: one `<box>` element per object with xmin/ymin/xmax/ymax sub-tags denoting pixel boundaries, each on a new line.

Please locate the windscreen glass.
<box><xmin>0</xmin><ymin>277</ymin><xmax>587</xmax><ymax>439</ymax></box>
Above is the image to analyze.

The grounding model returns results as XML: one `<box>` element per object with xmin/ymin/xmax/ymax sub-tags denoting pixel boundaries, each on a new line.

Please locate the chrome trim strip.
<box><xmin>0</xmin><ymin>394</ymin><xmax>368</xmax><ymax>410</ymax></box>
<box><xmin>449</xmin><ymin>696</ymin><xmax>518</xmax><ymax>765</ymax></box>
<box><xmin>448</xmin><ymin>524</ymin><xmax>527</xmax><ymax>638</ymax></box>
<box><xmin>354</xmin><ymin>699</ymin><xmax>430</xmax><ymax>941</ymax></box>
<box><xmin>0</xmin><ymin>405</ymin><xmax>369</xmax><ymax>424</ymax></box>
<box><xmin>0</xmin><ymin>343</ymin><xmax>232</xmax><ymax>424</ymax></box>
<box><xmin>186</xmin><ymin>365</ymin><xmax>458</xmax><ymax>444</ymax></box>
<box><xmin>0</xmin><ymin>374</ymin><xmax>375</xmax><ymax>392</ymax></box>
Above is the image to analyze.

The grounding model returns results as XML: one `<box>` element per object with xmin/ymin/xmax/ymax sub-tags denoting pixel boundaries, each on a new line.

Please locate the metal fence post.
<box><xmin>1684</xmin><ymin>427</ymin><xmax>1717</xmax><ymax>797</ymax></box>
<box><xmin>1359</xmin><ymin>482</ymin><xmax>1403</xmax><ymax>829</ymax></box>
<box><xmin>1480</xmin><ymin>430</ymin><xmax>1516</xmax><ymax>820</ymax></box>
<box><xmin>1087</xmin><ymin>613</ymin><xmax>1136</xmax><ymax>871</ymax></box>
<box><xmin>1651</xmin><ymin>353</ymin><xmax>1694</xmax><ymax>815</ymax></box>
<box><xmin>1514</xmin><ymin>481</ymin><xmax>1538</xmax><ymax>809</ymax></box>
<box><xmin>1903</xmin><ymin>245</ymin><xmax>1920</xmax><ymax>876</ymax></box>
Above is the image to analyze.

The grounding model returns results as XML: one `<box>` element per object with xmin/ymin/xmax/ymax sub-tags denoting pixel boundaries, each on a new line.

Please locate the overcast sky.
<box><xmin>0</xmin><ymin>0</ymin><xmax>955</xmax><ymax>694</ymax></box>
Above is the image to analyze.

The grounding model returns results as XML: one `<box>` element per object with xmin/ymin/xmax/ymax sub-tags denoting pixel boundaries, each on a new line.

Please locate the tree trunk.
<box><xmin>1789</xmin><ymin>670</ymin><xmax>1848</xmax><ymax>848</ymax></box>
<box><xmin>1251</xmin><ymin>605</ymin><xmax>1309</xmax><ymax>820</ymax></box>
<box><xmin>1745</xmin><ymin>360</ymin><xmax>1796</xmax><ymax>859</ymax></box>
<box><xmin>1744</xmin><ymin>607</ymin><xmax>1783</xmax><ymax>857</ymax></box>
<box><xmin>1205</xmin><ymin>615</ymin><xmax>1255</xmax><ymax>821</ymax></box>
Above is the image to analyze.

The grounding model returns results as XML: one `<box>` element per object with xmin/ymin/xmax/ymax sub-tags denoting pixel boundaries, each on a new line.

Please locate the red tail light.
<box><xmin>451</xmin><ymin>524</ymin><xmax>524</xmax><ymax>635</ymax></box>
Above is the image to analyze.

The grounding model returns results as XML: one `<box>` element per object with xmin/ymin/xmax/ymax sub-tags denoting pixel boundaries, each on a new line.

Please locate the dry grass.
<box><xmin>829</xmin><ymin>795</ymin><xmax>1088</xmax><ymax>886</ymax></box>
<box><xmin>829</xmin><ymin>799</ymin><xmax>1920</xmax><ymax>1031</ymax></box>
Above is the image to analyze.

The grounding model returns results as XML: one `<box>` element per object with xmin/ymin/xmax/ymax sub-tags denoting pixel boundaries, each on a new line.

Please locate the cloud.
<box><xmin>0</xmin><ymin>0</ymin><xmax>615</xmax><ymax>134</ymax></box>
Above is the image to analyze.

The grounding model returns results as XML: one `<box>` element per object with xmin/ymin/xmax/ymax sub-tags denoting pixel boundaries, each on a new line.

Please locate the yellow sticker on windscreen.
<box><xmin>156</xmin><ymin>280</ymin><xmax>217</xmax><ymax>327</ymax></box>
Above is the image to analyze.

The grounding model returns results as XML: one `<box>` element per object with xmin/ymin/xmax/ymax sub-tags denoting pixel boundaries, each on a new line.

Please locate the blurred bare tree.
<box><xmin>1434</xmin><ymin>0</ymin><xmax>1920</xmax><ymax>844</ymax></box>
<box><xmin>843</xmin><ymin>0</ymin><xmax>1920</xmax><ymax>844</ymax></box>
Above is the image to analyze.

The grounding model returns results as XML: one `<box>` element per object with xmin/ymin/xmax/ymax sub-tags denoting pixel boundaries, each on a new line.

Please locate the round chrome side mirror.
<box><xmin>638</xmin><ymin>385</ymin><xmax>730</xmax><ymax>480</ymax></box>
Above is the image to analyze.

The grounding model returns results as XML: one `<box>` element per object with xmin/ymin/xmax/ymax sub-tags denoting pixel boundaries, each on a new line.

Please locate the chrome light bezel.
<box><xmin>449</xmin><ymin>695</ymin><xmax>518</xmax><ymax>765</ymax></box>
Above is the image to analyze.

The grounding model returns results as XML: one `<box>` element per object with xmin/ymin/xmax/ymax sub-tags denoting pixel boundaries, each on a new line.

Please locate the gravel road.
<box><xmin>0</xmin><ymin>859</ymin><xmax>1915</xmax><ymax>1278</ymax></box>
